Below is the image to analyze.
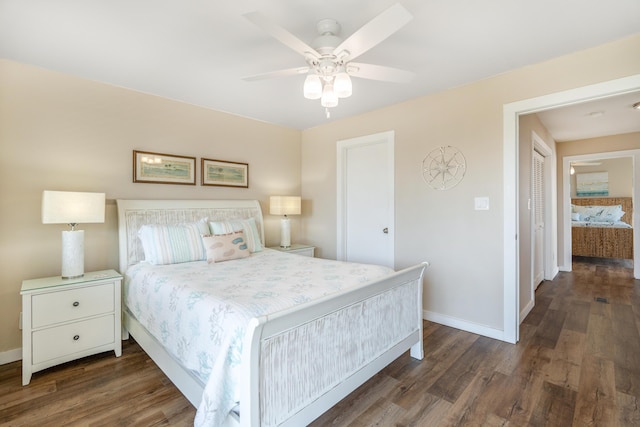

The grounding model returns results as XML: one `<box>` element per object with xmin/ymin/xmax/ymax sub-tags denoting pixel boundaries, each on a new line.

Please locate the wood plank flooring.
<box><xmin>1</xmin><ymin>257</ymin><xmax>639</xmax><ymax>426</ymax></box>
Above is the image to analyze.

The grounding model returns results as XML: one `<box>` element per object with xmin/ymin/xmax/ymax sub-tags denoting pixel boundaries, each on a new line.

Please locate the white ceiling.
<box><xmin>536</xmin><ymin>91</ymin><xmax>640</xmax><ymax>142</ymax></box>
<box><xmin>1</xmin><ymin>0</ymin><xmax>639</xmax><ymax>133</ymax></box>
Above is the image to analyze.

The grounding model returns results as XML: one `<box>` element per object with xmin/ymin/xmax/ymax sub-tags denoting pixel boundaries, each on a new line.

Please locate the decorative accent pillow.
<box><xmin>138</xmin><ymin>219</ymin><xmax>210</xmax><ymax>265</ymax></box>
<box><xmin>201</xmin><ymin>231</ymin><xmax>250</xmax><ymax>263</ymax></box>
<box><xmin>572</xmin><ymin>204</ymin><xmax>624</xmax><ymax>222</ymax></box>
<box><xmin>209</xmin><ymin>217</ymin><xmax>263</xmax><ymax>252</ymax></box>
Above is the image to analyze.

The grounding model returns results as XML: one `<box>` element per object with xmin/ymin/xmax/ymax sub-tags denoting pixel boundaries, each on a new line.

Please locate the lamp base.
<box><xmin>61</xmin><ymin>230</ymin><xmax>84</xmax><ymax>279</ymax></box>
<box><xmin>280</xmin><ymin>217</ymin><xmax>291</xmax><ymax>248</ymax></box>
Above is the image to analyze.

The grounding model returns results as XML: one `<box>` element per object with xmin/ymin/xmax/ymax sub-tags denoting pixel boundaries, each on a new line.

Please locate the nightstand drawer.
<box><xmin>32</xmin><ymin>283</ymin><xmax>114</xmax><ymax>328</ymax></box>
<box><xmin>32</xmin><ymin>315</ymin><xmax>115</xmax><ymax>365</ymax></box>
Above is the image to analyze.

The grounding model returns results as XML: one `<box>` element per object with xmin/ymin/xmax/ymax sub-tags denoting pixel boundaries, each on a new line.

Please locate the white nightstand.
<box><xmin>268</xmin><ymin>244</ymin><xmax>315</xmax><ymax>257</ymax></box>
<box><xmin>21</xmin><ymin>269</ymin><xmax>123</xmax><ymax>385</ymax></box>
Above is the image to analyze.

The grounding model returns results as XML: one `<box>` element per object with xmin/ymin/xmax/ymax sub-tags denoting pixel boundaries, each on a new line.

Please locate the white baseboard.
<box><xmin>520</xmin><ymin>299</ymin><xmax>535</xmax><ymax>324</ymax></box>
<box><xmin>545</xmin><ymin>267</ymin><xmax>560</xmax><ymax>281</ymax></box>
<box><xmin>0</xmin><ymin>348</ymin><xmax>22</xmax><ymax>365</ymax></box>
<box><xmin>423</xmin><ymin>310</ymin><xmax>505</xmax><ymax>342</ymax></box>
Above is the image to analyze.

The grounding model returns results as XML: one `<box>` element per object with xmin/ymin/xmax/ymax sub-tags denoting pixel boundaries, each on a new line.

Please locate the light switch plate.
<box><xmin>475</xmin><ymin>197</ymin><xmax>490</xmax><ymax>210</ymax></box>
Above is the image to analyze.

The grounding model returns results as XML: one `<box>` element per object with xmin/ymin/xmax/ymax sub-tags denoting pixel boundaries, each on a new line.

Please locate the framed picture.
<box><xmin>201</xmin><ymin>158</ymin><xmax>249</xmax><ymax>188</ymax></box>
<box><xmin>576</xmin><ymin>172</ymin><xmax>609</xmax><ymax>197</ymax></box>
<box><xmin>133</xmin><ymin>150</ymin><xmax>196</xmax><ymax>185</ymax></box>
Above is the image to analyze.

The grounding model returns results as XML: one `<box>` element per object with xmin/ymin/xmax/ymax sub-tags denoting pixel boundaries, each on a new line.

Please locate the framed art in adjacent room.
<box><xmin>201</xmin><ymin>158</ymin><xmax>249</xmax><ymax>188</ymax></box>
<box><xmin>133</xmin><ymin>150</ymin><xmax>196</xmax><ymax>185</ymax></box>
<box><xmin>576</xmin><ymin>171</ymin><xmax>609</xmax><ymax>197</ymax></box>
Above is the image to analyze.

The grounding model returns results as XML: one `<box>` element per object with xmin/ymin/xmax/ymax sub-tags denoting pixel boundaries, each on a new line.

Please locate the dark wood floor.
<box><xmin>1</xmin><ymin>258</ymin><xmax>639</xmax><ymax>426</ymax></box>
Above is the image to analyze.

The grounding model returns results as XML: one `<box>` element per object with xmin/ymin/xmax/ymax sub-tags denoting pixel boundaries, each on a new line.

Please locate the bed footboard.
<box><xmin>241</xmin><ymin>262</ymin><xmax>428</xmax><ymax>427</ymax></box>
<box><xmin>572</xmin><ymin>226</ymin><xmax>633</xmax><ymax>259</ymax></box>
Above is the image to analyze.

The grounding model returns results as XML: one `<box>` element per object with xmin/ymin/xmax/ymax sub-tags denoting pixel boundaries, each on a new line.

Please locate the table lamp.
<box><xmin>42</xmin><ymin>190</ymin><xmax>106</xmax><ymax>279</ymax></box>
<box><xmin>269</xmin><ymin>196</ymin><xmax>301</xmax><ymax>248</ymax></box>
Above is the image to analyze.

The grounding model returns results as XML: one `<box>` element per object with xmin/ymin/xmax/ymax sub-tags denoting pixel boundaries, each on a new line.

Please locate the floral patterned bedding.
<box><xmin>124</xmin><ymin>248</ymin><xmax>394</xmax><ymax>427</ymax></box>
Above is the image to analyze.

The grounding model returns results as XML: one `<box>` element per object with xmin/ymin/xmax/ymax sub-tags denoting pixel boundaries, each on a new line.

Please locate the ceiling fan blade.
<box><xmin>347</xmin><ymin>62</ymin><xmax>415</xmax><ymax>83</ymax></box>
<box><xmin>244</xmin><ymin>11</ymin><xmax>320</xmax><ymax>59</ymax></box>
<box><xmin>334</xmin><ymin>3</ymin><xmax>413</xmax><ymax>61</ymax></box>
<box><xmin>243</xmin><ymin>66</ymin><xmax>310</xmax><ymax>82</ymax></box>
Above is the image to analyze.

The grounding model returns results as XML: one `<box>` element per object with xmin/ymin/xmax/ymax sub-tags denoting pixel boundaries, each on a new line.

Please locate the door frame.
<box><xmin>336</xmin><ymin>130</ymin><xmax>395</xmax><ymax>266</ymax></box>
<box><xmin>503</xmin><ymin>73</ymin><xmax>640</xmax><ymax>344</ymax></box>
<box><xmin>561</xmin><ymin>150</ymin><xmax>640</xmax><ymax>276</ymax></box>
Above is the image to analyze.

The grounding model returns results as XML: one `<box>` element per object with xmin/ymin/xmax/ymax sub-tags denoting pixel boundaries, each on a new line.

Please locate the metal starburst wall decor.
<box><xmin>422</xmin><ymin>146</ymin><xmax>467</xmax><ymax>190</ymax></box>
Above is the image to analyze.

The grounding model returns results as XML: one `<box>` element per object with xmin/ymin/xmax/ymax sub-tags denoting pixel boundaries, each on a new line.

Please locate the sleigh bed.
<box><xmin>116</xmin><ymin>199</ymin><xmax>428</xmax><ymax>427</ymax></box>
<box><xmin>571</xmin><ymin>197</ymin><xmax>633</xmax><ymax>260</ymax></box>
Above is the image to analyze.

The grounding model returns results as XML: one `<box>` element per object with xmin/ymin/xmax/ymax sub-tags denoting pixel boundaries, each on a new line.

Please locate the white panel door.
<box><xmin>533</xmin><ymin>150</ymin><xmax>545</xmax><ymax>288</ymax></box>
<box><xmin>337</xmin><ymin>131</ymin><xmax>394</xmax><ymax>268</ymax></box>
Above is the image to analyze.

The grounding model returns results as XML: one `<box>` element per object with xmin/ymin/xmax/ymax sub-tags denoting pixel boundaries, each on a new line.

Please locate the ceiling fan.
<box><xmin>243</xmin><ymin>3</ymin><xmax>415</xmax><ymax>116</ymax></box>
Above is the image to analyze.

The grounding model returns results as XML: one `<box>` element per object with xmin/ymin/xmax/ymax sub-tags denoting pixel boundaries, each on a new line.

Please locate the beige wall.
<box><xmin>558</xmin><ymin>133</ymin><xmax>639</xmax><ymax>199</ymax></box>
<box><xmin>301</xmin><ymin>34</ymin><xmax>640</xmax><ymax>332</ymax></box>
<box><xmin>570</xmin><ymin>157</ymin><xmax>633</xmax><ymax>198</ymax></box>
<box><xmin>2</xmin><ymin>34</ymin><xmax>639</xmax><ymax>355</ymax></box>
<box><xmin>0</xmin><ymin>60</ymin><xmax>301</xmax><ymax>353</ymax></box>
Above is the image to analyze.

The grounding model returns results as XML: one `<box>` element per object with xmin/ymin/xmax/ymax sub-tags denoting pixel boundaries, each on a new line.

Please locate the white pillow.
<box><xmin>572</xmin><ymin>205</ymin><xmax>623</xmax><ymax>222</ymax></box>
<box><xmin>201</xmin><ymin>231</ymin><xmax>250</xmax><ymax>263</ymax></box>
<box><xmin>209</xmin><ymin>217</ymin><xmax>263</xmax><ymax>252</ymax></box>
<box><xmin>138</xmin><ymin>220</ymin><xmax>209</xmax><ymax>265</ymax></box>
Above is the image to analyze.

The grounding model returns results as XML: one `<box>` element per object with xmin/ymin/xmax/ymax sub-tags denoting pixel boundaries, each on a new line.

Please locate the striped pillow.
<box><xmin>209</xmin><ymin>217</ymin><xmax>263</xmax><ymax>252</ymax></box>
<box><xmin>138</xmin><ymin>220</ymin><xmax>209</xmax><ymax>265</ymax></box>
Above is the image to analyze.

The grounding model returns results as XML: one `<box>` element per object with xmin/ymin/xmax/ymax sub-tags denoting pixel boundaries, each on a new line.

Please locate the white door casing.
<box><xmin>337</xmin><ymin>131</ymin><xmax>395</xmax><ymax>268</ymax></box>
<box><xmin>561</xmin><ymin>150</ymin><xmax>640</xmax><ymax>276</ymax></box>
<box><xmin>504</xmin><ymin>74</ymin><xmax>640</xmax><ymax>344</ymax></box>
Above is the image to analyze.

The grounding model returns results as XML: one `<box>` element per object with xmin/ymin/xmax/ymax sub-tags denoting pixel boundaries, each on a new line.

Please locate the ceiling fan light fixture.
<box><xmin>321</xmin><ymin>83</ymin><xmax>338</xmax><ymax>108</ymax></box>
<box><xmin>303</xmin><ymin>74</ymin><xmax>322</xmax><ymax>100</ymax></box>
<box><xmin>244</xmin><ymin>4</ymin><xmax>414</xmax><ymax>118</ymax></box>
<box><xmin>334</xmin><ymin>71</ymin><xmax>352</xmax><ymax>98</ymax></box>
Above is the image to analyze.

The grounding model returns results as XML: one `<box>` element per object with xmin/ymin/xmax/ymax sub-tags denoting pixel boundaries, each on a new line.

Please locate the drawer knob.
<box><xmin>73</xmin><ymin>335</ymin><xmax>80</xmax><ymax>341</ymax></box>
<box><xmin>72</xmin><ymin>301</ymin><xmax>79</xmax><ymax>307</ymax></box>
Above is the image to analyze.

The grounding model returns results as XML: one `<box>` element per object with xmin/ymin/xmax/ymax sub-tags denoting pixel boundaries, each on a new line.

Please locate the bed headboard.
<box><xmin>571</xmin><ymin>196</ymin><xmax>633</xmax><ymax>225</ymax></box>
<box><xmin>116</xmin><ymin>199</ymin><xmax>264</xmax><ymax>273</ymax></box>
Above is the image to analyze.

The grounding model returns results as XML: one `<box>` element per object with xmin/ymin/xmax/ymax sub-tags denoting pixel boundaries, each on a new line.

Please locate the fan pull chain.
<box><xmin>325</xmin><ymin>108</ymin><xmax>331</xmax><ymax>118</ymax></box>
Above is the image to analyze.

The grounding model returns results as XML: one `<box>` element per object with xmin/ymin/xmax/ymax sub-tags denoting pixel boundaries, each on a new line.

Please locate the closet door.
<box><xmin>533</xmin><ymin>150</ymin><xmax>545</xmax><ymax>288</ymax></box>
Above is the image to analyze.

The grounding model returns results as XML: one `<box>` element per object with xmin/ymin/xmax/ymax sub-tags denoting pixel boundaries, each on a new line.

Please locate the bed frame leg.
<box><xmin>410</xmin><ymin>341</ymin><xmax>423</xmax><ymax>360</ymax></box>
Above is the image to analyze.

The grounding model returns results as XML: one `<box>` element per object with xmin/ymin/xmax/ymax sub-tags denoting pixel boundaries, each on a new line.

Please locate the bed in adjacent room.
<box><xmin>116</xmin><ymin>199</ymin><xmax>428</xmax><ymax>427</ymax></box>
<box><xmin>571</xmin><ymin>197</ymin><xmax>633</xmax><ymax>260</ymax></box>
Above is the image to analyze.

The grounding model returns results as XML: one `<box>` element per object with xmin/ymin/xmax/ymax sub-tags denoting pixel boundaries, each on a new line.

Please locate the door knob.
<box><xmin>383</xmin><ymin>228</ymin><xmax>388</xmax><ymax>234</ymax></box>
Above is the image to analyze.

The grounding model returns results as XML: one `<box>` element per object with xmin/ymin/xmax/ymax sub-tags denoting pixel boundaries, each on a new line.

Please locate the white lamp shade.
<box><xmin>270</xmin><ymin>196</ymin><xmax>301</xmax><ymax>216</ymax></box>
<box><xmin>334</xmin><ymin>72</ymin><xmax>352</xmax><ymax>98</ymax></box>
<box><xmin>42</xmin><ymin>191</ymin><xmax>106</xmax><ymax>224</ymax></box>
<box><xmin>303</xmin><ymin>74</ymin><xmax>323</xmax><ymax>100</ymax></box>
<box><xmin>320</xmin><ymin>84</ymin><xmax>339</xmax><ymax>108</ymax></box>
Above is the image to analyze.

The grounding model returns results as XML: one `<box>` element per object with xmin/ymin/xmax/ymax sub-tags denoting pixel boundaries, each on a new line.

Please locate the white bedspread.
<box><xmin>124</xmin><ymin>249</ymin><xmax>394</xmax><ymax>427</ymax></box>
